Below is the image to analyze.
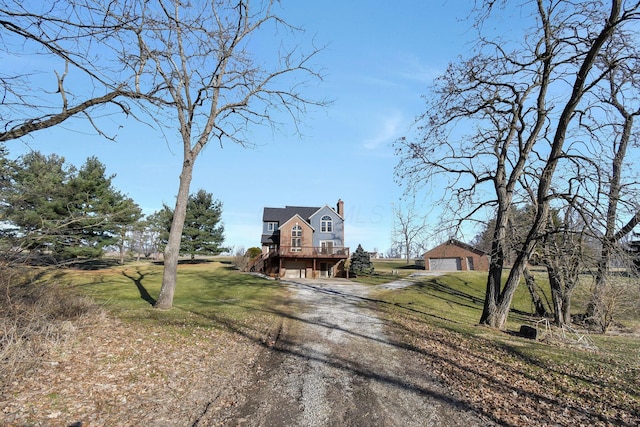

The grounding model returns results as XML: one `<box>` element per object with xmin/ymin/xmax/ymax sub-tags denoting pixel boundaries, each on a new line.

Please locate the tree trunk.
<box><xmin>562</xmin><ymin>292</ymin><xmax>573</xmax><ymax>325</ymax></box>
<box><xmin>548</xmin><ymin>269</ymin><xmax>564</xmax><ymax>327</ymax></box>
<box><xmin>484</xmin><ymin>1</ymin><xmax>621</xmax><ymax>330</ymax></box>
<box><xmin>588</xmin><ymin>114</ymin><xmax>636</xmax><ymax>317</ymax></box>
<box><xmin>552</xmin><ymin>290</ymin><xmax>564</xmax><ymax>326</ymax></box>
<box><xmin>480</xmin><ymin>248</ymin><xmax>504</xmax><ymax>326</ymax></box>
<box><xmin>482</xmin><ymin>246</ymin><xmax>532</xmax><ymax>329</ymax></box>
<box><xmin>155</xmin><ymin>158</ymin><xmax>194</xmax><ymax>309</ymax></box>
<box><xmin>119</xmin><ymin>240</ymin><xmax>125</xmax><ymax>265</ymax></box>
<box><xmin>480</xmin><ymin>196</ymin><xmax>508</xmax><ymax>326</ymax></box>
<box><xmin>523</xmin><ymin>267</ymin><xmax>549</xmax><ymax>317</ymax></box>
<box><xmin>589</xmin><ymin>248</ymin><xmax>610</xmax><ymax>319</ymax></box>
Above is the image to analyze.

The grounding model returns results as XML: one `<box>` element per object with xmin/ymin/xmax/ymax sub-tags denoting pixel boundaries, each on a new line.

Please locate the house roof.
<box><xmin>280</xmin><ymin>213</ymin><xmax>316</xmax><ymax>231</ymax></box>
<box><xmin>261</xmin><ymin>204</ymin><xmax>342</xmax><ymax>246</ymax></box>
<box><xmin>423</xmin><ymin>238</ymin><xmax>487</xmax><ymax>257</ymax></box>
<box><xmin>261</xmin><ymin>206</ymin><xmax>320</xmax><ymax>246</ymax></box>
<box><xmin>309</xmin><ymin>204</ymin><xmax>344</xmax><ymax>220</ymax></box>
<box><xmin>263</xmin><ymin>206</ymin><xmax>321</xmax><ymax>224</ymax></box>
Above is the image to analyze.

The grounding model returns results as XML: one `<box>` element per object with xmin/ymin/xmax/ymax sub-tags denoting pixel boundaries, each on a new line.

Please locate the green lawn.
<box><xmin>50</xmin><ymin>259</ymin><xmax>289</xmax><ymax>334</ymax></box>
<box><xmin>46</xmin><ymin>260</ymin><xmax>639</xmax><ymax>425</ymax></box>
<box><xmin>354</xmin><ymin>269</ymin><xmax>640</xmax><ymax>425</ymax></box>
<box><xmin>370</xmin><ymin>258</ymin><xmax>424</xmax><ymax>276</ymax></box>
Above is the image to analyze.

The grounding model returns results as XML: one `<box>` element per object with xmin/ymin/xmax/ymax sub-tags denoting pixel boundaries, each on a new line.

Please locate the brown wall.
<box><xmin>279</xmin><ymin>219</ymin><xmax>313</xmax><ymax>248</ymax></box>
<box><xmin>423</xmin><ymin>242</ymin><xmax>489</xmax><ymax>271</ymax></box>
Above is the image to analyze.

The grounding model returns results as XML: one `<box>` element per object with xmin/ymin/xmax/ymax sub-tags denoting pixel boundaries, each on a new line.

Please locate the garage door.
<box><xmin>284</xmin><ymin>261</ymin><xmax>306</xmax><ymax>278</ymax></box>
<box><xmin>429</xmin><ymin>257</ymin><xmax>461</xmax><ymax>271</ymax></box>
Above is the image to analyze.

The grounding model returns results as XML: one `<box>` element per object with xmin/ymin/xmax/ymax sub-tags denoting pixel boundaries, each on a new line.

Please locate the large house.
<box><xmin>422</xmin><ymin>239</ymin><xmax>489</xmax><ymax>271</ymax></box>
<box><xmin>252</xmin><ymin>200</ymin><xmax>349</xmax><ymax>279</ymax></box>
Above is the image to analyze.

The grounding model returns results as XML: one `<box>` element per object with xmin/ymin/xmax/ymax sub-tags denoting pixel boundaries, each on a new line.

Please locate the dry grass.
<box><xmin>0</xmin><ymin>263</ymin><xmax>99</xmax><ymax>381</ymax></box>
<box><xmin>1</xmin><ymin>260</ymin><xmax>287</xmax><ymax>426</ymax></box>
<box><xmin>369</xmin><ymin>272</ymin><xmax>640</xmax><ymax>426</ymax></box>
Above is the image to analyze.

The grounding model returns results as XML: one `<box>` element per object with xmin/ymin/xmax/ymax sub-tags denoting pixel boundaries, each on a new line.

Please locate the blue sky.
<box><xmin>6</xmin><ymin>1</ymin><xmax>478</xmax><ymax>255</ymax></box>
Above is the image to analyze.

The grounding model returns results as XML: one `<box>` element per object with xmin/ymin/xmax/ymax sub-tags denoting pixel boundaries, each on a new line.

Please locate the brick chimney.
<box><xmin>337</xmin><ymin>199</ymin><xmax>344</xmax><ymax>217</ymax></box>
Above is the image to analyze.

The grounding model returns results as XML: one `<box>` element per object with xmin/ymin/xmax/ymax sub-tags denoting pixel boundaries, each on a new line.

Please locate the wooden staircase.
<box><xmin>247</xmin><ymin>253</ymin><xmax>266</xmax><ymax>273</ymax></box>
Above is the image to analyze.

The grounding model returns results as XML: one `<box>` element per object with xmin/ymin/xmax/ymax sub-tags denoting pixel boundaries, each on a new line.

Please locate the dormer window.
<box><xmin>267</xmin><ymin>222</ymin><xmax>278</xmax><ymax>232</ymax></box>
<box><xmin>321</xmin><ymin>215</ymin><xmax>333</xmax><ymax>233</ymax></box>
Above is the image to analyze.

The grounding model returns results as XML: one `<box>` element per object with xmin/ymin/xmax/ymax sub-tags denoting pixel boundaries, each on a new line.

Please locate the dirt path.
<box><xmin>207</xmin><ymin>278</ymin><xmax>493</xmax><ymax>426</ymax></box>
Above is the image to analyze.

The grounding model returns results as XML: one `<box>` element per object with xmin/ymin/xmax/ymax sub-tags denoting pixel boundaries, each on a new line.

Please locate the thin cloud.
<box><xmin>362</xmin><ymin>111</ymin><xmax>404</xmax><ymax>150</ymax></box>
<box><xmin>397</xmin><ymin>53</ymin><xmax>443</xmax><ymax>84</ymax></box>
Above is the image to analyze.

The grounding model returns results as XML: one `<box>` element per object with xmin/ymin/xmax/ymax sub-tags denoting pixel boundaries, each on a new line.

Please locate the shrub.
<box><xmin>349</xmin><ymin>244</ymin><xmax>374</xmax><ymax>276</ymax></box>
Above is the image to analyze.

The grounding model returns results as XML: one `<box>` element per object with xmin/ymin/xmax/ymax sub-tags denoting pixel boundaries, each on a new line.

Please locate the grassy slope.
<box><xmin>2</xmin><ymin>260</ymin><xmax>291</xmax><ymax>425</ymax></box>
<box><xmin>50</xmin><ymin>259</ymin><xmax>289</xmax><ymax>339</ymax></box>
<box><xmin>44</xmin><ymin>259</ymin><xmax>639</xmax><ymax>426</ymax></box>
<box><xmin>357</xmin><ymin>262</ymin><xmax>640</xmax><ymax>426</ymax></box>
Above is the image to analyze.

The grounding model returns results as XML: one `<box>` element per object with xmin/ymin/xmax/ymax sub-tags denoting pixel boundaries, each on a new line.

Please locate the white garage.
<box><xmin>422</xmin><ymin>239</ymin><xmax>489</xmax><ymax>272</ymax></box>
<box><xmin>428</xmin><ymin>257</ymin><xmax>462</xmax><ymax>271</ymax></box>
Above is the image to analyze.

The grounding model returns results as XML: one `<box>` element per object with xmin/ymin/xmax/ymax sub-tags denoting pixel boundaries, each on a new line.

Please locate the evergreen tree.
<box><xmin>349</xmin><ymin>244</ymin><xmax>374</xmax><ymax>276</ymax></box>
<box><xmin>61</xmin><ymin>156</ymin><xmax>141</xmax><ymax>258</ymax></box>
<box><xmin>1</xmin><ymin>153</ymin><xmax>141</xmax><ymax>260</ymax></box>
<box><xmin>182</xmin><ymin>189</ymin><xmax>226</xmax><ymax>260</ymax></box>
<box><xmin>147</xmin><ymin>207</ymin><xmax>173</xmax><ymax>250</ymax></box>
<box><xmin>1</xmin><ymin>151</ymin><xmax>72</xmax><ymax>253</ymax></box>
<box><xmin>152</xmin><ymin>189</ymin><xmax>226</xmax><ymax>261</ymax></box>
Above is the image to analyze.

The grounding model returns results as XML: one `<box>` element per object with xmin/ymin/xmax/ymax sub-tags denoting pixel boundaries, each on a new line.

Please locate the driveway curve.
<box><xmin>211</xmin><ymin>278</ymin><xmax>493</xmax><ymax>426</ymax></box>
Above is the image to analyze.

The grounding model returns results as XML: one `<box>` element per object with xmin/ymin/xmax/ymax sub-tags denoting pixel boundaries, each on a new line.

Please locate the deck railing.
<box><xmin>268</xmin><ymin>246</ymin><xmax>349</xmax><ymax>258</ymax></box>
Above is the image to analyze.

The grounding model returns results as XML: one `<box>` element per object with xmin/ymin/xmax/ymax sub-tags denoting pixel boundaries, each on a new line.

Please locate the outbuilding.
<box><xmin>423</xmin><ymin>239</ymin><xmax>489</xmax><ymax>272</ymax></box>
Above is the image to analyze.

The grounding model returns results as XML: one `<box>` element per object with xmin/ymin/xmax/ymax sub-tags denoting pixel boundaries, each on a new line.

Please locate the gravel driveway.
<box><xmin>212</xmin><ymin>278</ymin><xmax>493</xmax><ymax>426</ymax></box>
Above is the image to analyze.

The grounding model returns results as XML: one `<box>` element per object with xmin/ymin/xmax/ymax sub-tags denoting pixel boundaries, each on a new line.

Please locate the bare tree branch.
<box><xmin>396</xmin><ymin>0</ymin><xmax>640</xmax><ymax>329</ymax></box>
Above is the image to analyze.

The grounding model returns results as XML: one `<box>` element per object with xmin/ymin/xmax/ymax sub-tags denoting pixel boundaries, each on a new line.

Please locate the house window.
<box><xmin>267</xmin><ymin>222</ymin><xmax>278</xmax><ymax>232</ymax></box>
<box><xmin>321</xmin><ymin>241</ymin><xmax>334</xmax><ymax>254</ymax></box>
<box><xmin>321</xmin><ymin>215</ymin><xmax>333</xmax><ymax>233</ymax></box>
<box><xmin>291</xmin><ymin>225</ymin><xmax>302</xmax><ymax>251</ymax></box>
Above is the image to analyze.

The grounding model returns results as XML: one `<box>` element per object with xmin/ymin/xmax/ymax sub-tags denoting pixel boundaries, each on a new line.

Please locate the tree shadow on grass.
<box><xmin>414</xmin><ymin>279</ymin><xmax>485</xmax><ymax>311</ymax></box>
<box><xmin>121</xmin><ymin>270</ymin><xmax>156</xmax><ymax>305</ymax></box>
<box><xmin>151</xmin><ymin>258</ymin><xmax>217</xmax><ymax>266</ymax></box>
<box><xmin>19</xmin><ymin>257</ymin><xmax>122</xmax><ymax>270</ymax></box>
<box><xmin>67</xmin><ymin>258</ymin><xmax>122</xmax><ymax>270</ymax></box>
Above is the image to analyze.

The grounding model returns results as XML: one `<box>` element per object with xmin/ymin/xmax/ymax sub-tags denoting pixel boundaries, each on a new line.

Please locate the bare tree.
<box><xmin>3</xmin><ymin>1</ymin><xmax>325</xmax><ymax>308</ymax></box>
<box><xmin>108</xmin><ymin>1</ymin><xmax>325</xmax><ymax>308</ymax></box>
<box><xmin>541</xmin><ymin>207</ymin><xmax>587</xmax><ymax>326</ymax></box>
<box><xmin>391</xmin><ymin>201</ymin><xmax>429</xmax><ymax>264</ymax></box>
<box><xmin>585</xmin><ymin>55</ymin><xmax>640</xmax><ymax>321</ymax></box>
<box><xmin>0</xmin><ymin>1</ymin><xmax>159</xmax><ymax>142</ymax></box>
<box><xmin>396</xmin><ymin>1</ymin><xmax>640</xmax><ymax>328</ymax></box>
<box><xmin>396</xmin><ymin>0</ymin><xmax>555</xmax><ymax>328</ymax></box>
<box><xmin>502</xmin><ymin>1</ymin><xmax>640</xmax><ymax>329</ymax></box>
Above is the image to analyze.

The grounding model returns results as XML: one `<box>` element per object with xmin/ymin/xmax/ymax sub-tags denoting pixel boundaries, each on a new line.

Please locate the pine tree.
<box><xmin>1</xmin><ymin>152</ymin><xmax>141</xmax><ymax>260</ymax></box>
<box><xmin>349</xmin><ymin>244</ymin><xmax>374</xmax><ymax>276</ymax></box>
<box><xmin>182</xmin><ymin>189</ymin><xmax>227</xmax><ymax>260</ymax></box>
<box><xmin>152</xmin><ymin>189</ymin><xmax>227</xmax><ymax>261</ymax></box>
<box><xmin>1</xmin><ymin>151</ymin><xmax>70</xmax><ymax>252</ymax></box>
<box><xmin>62</xmin><ymin>156</ymin><xmax>141</xmax><ymax>258</ymax></box>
